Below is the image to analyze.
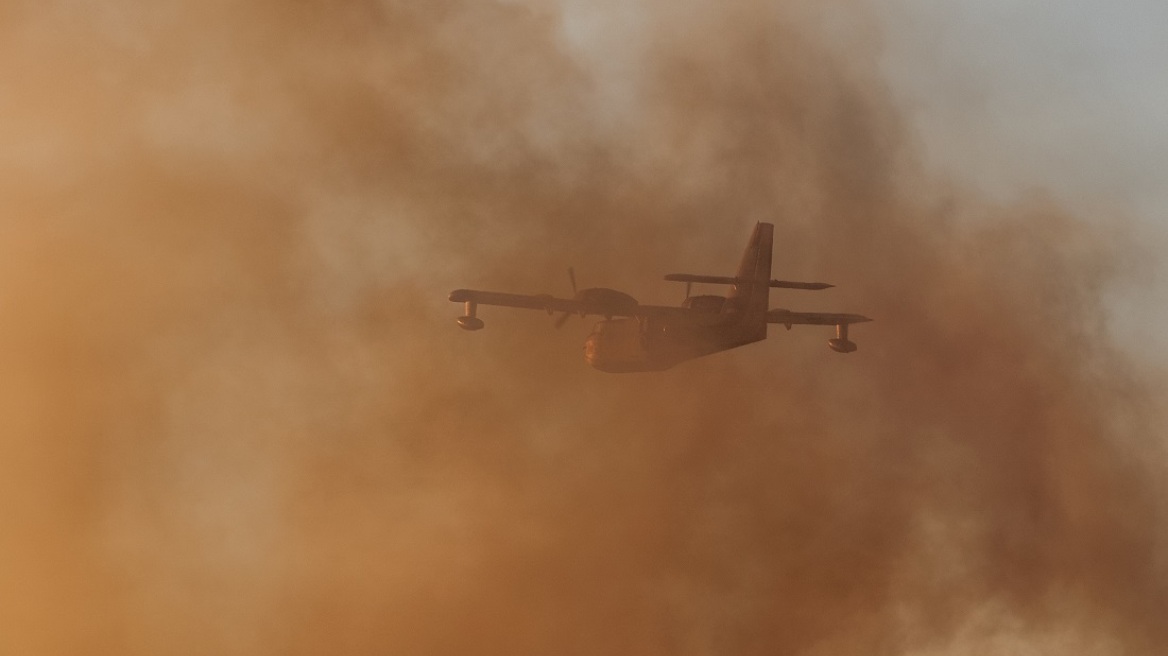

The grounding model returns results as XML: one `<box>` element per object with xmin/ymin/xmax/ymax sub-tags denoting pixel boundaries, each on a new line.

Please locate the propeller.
<box><xmin>554</xmin><ymin>267</ymin><xmax>579</xmax><ymax>329</ymax></box>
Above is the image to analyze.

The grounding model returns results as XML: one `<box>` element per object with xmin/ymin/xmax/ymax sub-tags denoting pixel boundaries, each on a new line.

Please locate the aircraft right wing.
<box><xmin>766</xmin><ymin>309</ymin><xmax>872</xmax><ymax>327</ymax></box>
<box><xmin>767</xmin><ymin>309</ymin><xmax>872</xmax><ymax>353</ymax></box>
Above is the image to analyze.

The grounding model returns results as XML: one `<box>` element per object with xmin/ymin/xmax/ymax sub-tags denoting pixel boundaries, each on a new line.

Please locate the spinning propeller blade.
<box><xmin>555</xmin><ymin>267</ymin><xmax>579</xmax><ymax>329</ymax></box>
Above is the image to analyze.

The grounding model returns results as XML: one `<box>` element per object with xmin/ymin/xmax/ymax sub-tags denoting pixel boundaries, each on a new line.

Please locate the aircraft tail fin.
<box><xmin>723</xmin><ymin>222</ymin><xmax>773</xmax><ymax>341</ymax></box>
<box><xmin>726</xmin><ymin>222</ymin><xmax>772</xmax><ymax>306</ymax></box>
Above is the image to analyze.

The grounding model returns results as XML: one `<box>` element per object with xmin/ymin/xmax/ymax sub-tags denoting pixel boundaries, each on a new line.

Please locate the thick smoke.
<box><xmin>0</xmin><ymin>2</ymin><xmax>1163</xmax><ymax>655</ymax></box>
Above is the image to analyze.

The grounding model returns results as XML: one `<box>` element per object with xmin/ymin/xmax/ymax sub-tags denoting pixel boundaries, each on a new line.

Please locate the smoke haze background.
<box><xmin>873</xmin><ymin>0</ymin><xmax>1168</xmax><ymax>358</ymax></box>
<box><xmin>0</xmin><ymin>1</ymin><xmax>1164</xmax><ymax>655</ymax></box>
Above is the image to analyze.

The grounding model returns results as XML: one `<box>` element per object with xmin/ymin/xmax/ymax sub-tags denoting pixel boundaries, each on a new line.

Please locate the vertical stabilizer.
<box><xmin>723</xmin><ymin>222</ymin><xmax>772</xmax><ymax>342</ymax></box>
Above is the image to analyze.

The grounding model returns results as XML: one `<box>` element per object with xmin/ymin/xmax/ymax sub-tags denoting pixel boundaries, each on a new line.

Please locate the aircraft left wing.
<box><xmin>449</xmin><ymin>288</ymin><xmax>689</xmax><ymax>330</ymax></box>
<box><xmin>446</xmin><ymin>287</ymin><xmax>649</xmax><ymax>315</ymax></box>
<box><xmin>449</xmin><ymin>289</ymin><xmax>600</xmax><ymax>315</ymax></box>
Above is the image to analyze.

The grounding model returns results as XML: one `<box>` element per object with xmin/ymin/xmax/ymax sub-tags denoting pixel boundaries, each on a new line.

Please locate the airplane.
<box><xmin>449</xmin><ymin>222</ymin><xmax>871</xmax><ymax>372</ymax></box>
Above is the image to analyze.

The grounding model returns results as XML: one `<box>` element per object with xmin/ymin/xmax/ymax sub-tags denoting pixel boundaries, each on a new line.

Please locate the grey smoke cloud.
<box><xmin>0</xmin><ymin>2</ymin><xmax>1163</xmax><ymax>655</ymax></box>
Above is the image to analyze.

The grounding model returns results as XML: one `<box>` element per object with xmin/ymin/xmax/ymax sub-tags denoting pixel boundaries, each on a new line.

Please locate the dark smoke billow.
<box><xmin>0</xmin><ymin>2</ymin><xmax>1164</xmax><ymax>655</ymax></box>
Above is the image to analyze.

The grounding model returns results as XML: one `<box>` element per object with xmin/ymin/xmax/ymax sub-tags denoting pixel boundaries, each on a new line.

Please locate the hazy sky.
<box><xmin>874</xmin><ymin>1</ymin><xmax>1168</xmax><ymax>357</ymax></box>
<box><xmin>879</xmin><ymin>1</ymin><xmax>1168</xmax><ymax>214</ymax></box>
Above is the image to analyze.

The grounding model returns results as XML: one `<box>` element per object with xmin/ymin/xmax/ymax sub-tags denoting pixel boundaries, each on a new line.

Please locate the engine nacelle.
<box><xmin>577</xmin><ymin>287</ymin><xmax>639</xmax><ymax>312</ymax></box>
<box><xmin>827</xmin><ymin>338</ymin><xmax>857</xmax><ymax>353</ymax></box>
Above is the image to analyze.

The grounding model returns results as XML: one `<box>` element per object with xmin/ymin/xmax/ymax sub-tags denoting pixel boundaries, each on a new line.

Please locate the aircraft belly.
<box><xmin>585</xmin><ymin>338</ymin><xmax>662</xmax><ymax>373</ymax></box>
<box><xmin>583</xmin><ymin>308</ymin><xmax>770</xmax><ymax>372</ymax></box>
<box><xmin>583</xmin><ymin>320</ymin><xmax>674</xmax><ymax>372</ymax></box>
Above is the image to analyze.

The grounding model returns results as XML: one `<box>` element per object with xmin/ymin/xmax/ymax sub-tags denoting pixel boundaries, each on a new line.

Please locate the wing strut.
<box><xmin>828</xmin><ymin>323</ymin><xmax>857</xmax><ymax>353</ymax></box>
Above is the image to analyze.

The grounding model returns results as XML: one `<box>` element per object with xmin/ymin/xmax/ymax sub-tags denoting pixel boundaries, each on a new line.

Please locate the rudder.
<box><xmin>724</xmin><ymin>222</ymin><xmax>773</xmax><ymax>341</ymax></box>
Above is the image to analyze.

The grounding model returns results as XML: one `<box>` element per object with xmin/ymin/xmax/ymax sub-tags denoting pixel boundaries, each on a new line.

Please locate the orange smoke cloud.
<box><xmin>0</xmin><ymin>2</ymin><xmax>1163</xmax><ymax>655</ymax></box>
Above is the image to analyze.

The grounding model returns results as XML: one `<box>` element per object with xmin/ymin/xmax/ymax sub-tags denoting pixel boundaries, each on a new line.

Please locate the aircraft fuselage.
<box><xmin>582</xmin><ymin>313</ymin><xmax>762</xmax><ymax>372</ymax></box>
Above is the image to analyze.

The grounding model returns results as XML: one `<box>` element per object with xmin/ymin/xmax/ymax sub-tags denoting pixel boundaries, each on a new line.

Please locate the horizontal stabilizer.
<box><xmin>664</xmin><ymin>274</ymin><xmax>833</xmax><ymax>290</ymax></box>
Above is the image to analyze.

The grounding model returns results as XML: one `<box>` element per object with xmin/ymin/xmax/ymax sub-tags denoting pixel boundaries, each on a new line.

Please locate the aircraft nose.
<box><xmin>583</xmin><ymin>334</ymin><xmax>600</xmax><ymax>364</ymax></box>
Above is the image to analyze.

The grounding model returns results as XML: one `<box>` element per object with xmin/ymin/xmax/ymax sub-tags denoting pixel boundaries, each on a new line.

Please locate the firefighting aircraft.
<box><xmin>449</xmin><ymin>222</ymin><xmax>871</xmax><ymax>372</ymax></box>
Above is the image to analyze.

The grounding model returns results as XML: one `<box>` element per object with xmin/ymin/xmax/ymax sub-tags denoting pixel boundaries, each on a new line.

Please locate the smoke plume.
<box><xmin>0</xmin><ymin>2</ymin><xmax>1163</xmax><ymax>655</ymax></box>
